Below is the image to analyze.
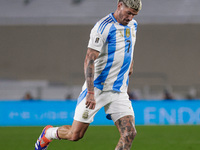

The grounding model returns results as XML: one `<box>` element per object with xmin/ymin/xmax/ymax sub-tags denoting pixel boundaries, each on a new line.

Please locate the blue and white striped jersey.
<box><xmin>86</xmin><ymin>13</ymin><xmax>138</xmax><ymax>93</ymax></box>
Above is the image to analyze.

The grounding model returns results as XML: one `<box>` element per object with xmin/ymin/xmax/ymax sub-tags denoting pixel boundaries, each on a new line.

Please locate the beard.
<box><xmin>118</xmin><ymin>12</ymin><xmax>130</xmax><ymax>26</ymax></box>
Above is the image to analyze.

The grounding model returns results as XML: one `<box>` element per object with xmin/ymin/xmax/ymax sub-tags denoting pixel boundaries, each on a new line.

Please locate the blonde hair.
<box><xmin>118</xmin><ymin>0</ymin><xmax>142</xmax><ymax>11</ymax></box>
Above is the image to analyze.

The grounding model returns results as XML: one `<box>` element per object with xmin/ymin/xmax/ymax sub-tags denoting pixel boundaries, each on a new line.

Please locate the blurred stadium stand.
<box><xmin>0</xmin><ymin>0</ymin><xmax>200</xmax><ymax>25</ymax></box>
<box><xmin>0</xmin><ymin>0</ymin><xmax>200</xmax><ymax>100</ymax></box>
<box><xmin>0</xmin><ymin>79</ymin><xmax>81</xmax><ymax>100</ymax></box>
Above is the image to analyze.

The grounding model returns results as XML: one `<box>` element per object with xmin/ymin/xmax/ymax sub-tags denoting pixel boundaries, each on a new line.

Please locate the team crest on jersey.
<box><xmin>126</xmin><ymin>28</ymin><xmax>130</xmax><ymax>38</ymax></box>
<box><xmin>82</xmin><ymin>110</ymin><xmax>89</xmax><ymax>119</ymax></box>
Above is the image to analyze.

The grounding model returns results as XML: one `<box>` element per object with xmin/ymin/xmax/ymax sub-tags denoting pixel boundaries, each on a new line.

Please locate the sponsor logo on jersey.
<box><xmin>119</xmin><ymin>31</ymin><xmax>124</xmax><ymax>37</ymax></box>
<box><xmin>132</xmin><ymin>28</ymin><xmax>135</xmax><ymax>37</ymax></box>
<box><xmin>95</xmin><ymin>37</ymin><xmax>100</xmax><ymax>43</ymax></box>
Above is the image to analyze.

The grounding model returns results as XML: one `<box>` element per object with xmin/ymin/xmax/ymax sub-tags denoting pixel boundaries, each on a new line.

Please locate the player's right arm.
<box><xmin>84</xmin><ymin>48</ymin><xmax>99</xmax><ymax>110</ymax></box>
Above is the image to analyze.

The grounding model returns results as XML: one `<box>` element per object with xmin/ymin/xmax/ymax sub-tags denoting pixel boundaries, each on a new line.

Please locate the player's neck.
<box><xmin>113</xmin><ymin>11</ymin><xmax>119</xmax><ymax>23</ymax></box>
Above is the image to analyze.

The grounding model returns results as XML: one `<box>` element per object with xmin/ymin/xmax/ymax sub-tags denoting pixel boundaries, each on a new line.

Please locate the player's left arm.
<box><xmin>84</xmin><ymin>48</ymin><xmax>100</xmax><ymax>109</ymax></box>
<box><xmin>129</xmin><ymin>59</ymin><xmax>134</xmax><ymax>76</ymax></box>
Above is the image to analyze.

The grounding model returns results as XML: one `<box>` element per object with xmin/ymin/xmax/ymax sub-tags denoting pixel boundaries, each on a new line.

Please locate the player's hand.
<box><xmin>85</xmin><ymin>93</ymin><xmax>96</xmax><ymax>110</ymax></box>
<box><xmin>129</xmin><ymin>60</ymin><xmax>134</xmax><ymax>76</ymax></box>
<box><xmin>129</xmin><ymin>68</ymin><xmax>133</xmax><ymax>76</ymax></box>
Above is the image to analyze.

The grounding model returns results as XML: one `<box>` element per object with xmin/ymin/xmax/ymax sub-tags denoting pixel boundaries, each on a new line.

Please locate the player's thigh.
<box><xmin>105</xmin><ymin>92</ymin><xmax>135</xmax><ymax>123</ymax></box>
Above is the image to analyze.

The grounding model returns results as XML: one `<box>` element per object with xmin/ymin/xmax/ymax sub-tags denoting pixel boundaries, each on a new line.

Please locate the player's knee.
<box><xmin>131</xmin><ymin>128</ymin><xmax>137</xmax><ymax>139</ymax></box>
<box><xmin>132</xmin><ymin>129</ymin><xmax>137</xmax><ymax>138</ymax></box>
<box><xmin>122</xmin><ymin>128</ymin><xmax>137</xmax><ymax>142</ymax></box>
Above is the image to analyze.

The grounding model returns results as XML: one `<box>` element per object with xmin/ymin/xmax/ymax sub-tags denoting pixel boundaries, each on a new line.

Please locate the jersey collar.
<box><xmin>110</xmin><ymin>13</ymin><xmax>117</xmax><ymax>23</ymax></box>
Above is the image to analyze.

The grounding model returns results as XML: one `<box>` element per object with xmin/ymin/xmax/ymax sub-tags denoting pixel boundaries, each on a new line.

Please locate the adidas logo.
<box><xmin>41</xmin><ymin>139</ymin><xmax>45</xmax><ymax>145</ymax></box>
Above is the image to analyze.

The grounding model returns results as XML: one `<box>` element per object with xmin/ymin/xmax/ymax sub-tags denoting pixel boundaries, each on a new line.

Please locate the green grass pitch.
<box><xmin>0</xmin><ymin>125</ymin><xmax>199</xmax><ymax>150</ymax></box>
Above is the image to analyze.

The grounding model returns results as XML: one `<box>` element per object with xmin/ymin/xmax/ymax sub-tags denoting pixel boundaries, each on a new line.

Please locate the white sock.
<box><xmin>45</xmin><ymin>127</ymin><xmax>59</xmax><ymax>140</ymax></box>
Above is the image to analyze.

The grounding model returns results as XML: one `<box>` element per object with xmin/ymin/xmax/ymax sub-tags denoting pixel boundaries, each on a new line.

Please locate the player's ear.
<box><xmin>117</xmin><ymin>1</ymin><xmax>123</xmax><ymax>10</ymax></box>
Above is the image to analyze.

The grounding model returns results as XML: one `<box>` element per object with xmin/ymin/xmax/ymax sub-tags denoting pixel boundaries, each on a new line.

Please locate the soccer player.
<box><xmin>35</xmin><ymin>0</ymin><xmax>142</xmax><ymax>149</ymax></box>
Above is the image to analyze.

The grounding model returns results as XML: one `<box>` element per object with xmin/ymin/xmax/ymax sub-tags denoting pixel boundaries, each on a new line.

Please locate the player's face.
<box><xmin>117</xmin><ymin>2</ymin><xmax>139</xmax><ymax>25</ymax></box>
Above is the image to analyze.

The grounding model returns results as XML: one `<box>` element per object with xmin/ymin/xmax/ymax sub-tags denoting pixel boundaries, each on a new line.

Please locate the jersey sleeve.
<box><xmin>87</xmin><ymin>22</ymin><xmax>107</xmax><ymax>52</ymax></box>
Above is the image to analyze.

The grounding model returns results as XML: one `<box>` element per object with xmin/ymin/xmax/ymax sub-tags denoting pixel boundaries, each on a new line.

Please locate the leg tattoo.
<box><xmin>115</xmin><ymin>116</ymin><xmax>137</xmax><ymax>150</ymax></box>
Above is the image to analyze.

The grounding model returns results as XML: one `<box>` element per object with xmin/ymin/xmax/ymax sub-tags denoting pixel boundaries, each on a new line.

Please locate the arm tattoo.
<box><xmin>86</xmin><ymin>60</ymin><xmax>94</xmax><ymax>78</ymax></box>
<box><xmin>85</xmin><ymin>53</ymin><xmax>96</xmax><ymax>91</ymax></box>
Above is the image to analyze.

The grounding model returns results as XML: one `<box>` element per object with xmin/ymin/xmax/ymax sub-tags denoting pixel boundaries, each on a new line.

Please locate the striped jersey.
<box><xmin>85</xmin><ymin>13</ymin><xmax>138</xmax><ymax>93</ymax></box>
